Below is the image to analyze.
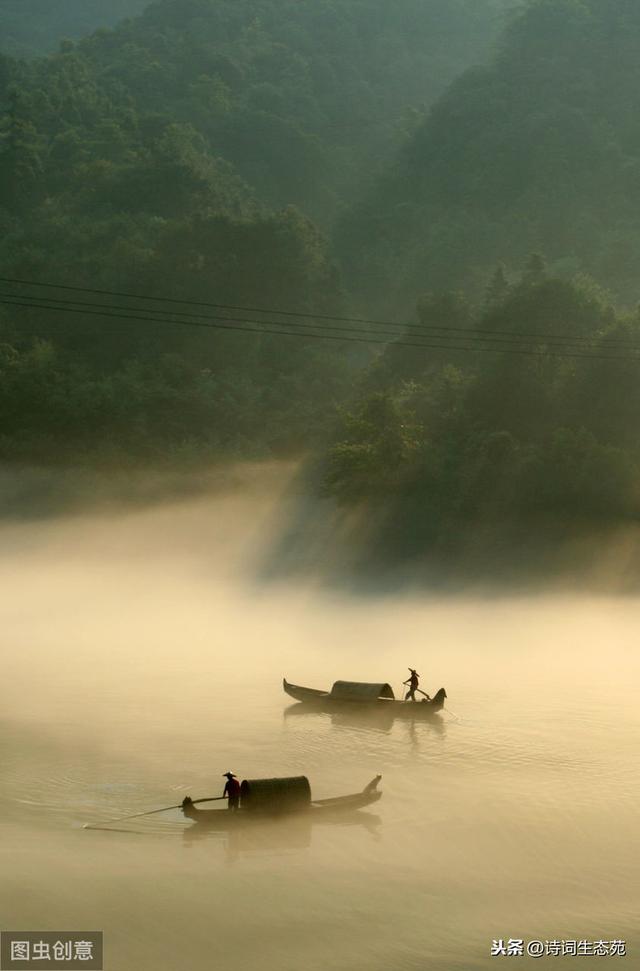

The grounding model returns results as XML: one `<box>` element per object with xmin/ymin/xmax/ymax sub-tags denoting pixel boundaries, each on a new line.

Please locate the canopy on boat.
<box><xmin>329</xmin><ymin>681</ymin><xmax>395</xmax><ymax>701</ymax></box>
<box><xmin>240</xmin><ymin>776</ymin><xmax>311</xmax><ymax>811</ymax></box>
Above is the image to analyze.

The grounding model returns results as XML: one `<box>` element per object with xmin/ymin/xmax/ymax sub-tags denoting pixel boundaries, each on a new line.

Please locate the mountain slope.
<box><xmin>338</xmin><ymin>0</ymin><xmax>640</xmax><ymax>312</ymax></box>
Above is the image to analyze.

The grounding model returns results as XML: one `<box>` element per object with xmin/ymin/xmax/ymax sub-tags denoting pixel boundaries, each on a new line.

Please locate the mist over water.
<box><xmin>1</xmin><ymin>469</ymin><xmax>638</xmax><ymax>971</ymax></box>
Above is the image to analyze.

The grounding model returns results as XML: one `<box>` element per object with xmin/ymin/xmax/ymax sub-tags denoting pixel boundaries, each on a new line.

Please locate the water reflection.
<box><xmin>2</xmin><ymin>488</ymin><xmax>640</xmax><ymax>971</ymax></box>
<box><xmin>283</xmin><ymin>702</ymin><xmax>446</xmax><ymax>737</ymax></box>
<box><xmin>183</xmin><ymin>809</ymin><xmax>382</xmax><ymax>859</ymax></box>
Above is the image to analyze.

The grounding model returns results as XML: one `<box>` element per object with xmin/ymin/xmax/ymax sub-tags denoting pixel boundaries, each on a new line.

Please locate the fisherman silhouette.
<box><xmin>403</xmin><ymin>668</ymin><xmax>420</xmax><ymax>702</ymax></box>
<box><xmin>223</xmin><ymin>771</ymin><xmax>241</xmax><ymax>811</ymax></box>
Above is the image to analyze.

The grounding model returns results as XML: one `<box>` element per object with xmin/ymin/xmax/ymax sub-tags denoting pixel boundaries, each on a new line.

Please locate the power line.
<box><xmin>2</xmin><ymin>294</ymin><xmax>639</xmax><ymax>363</ymax></box>
<box><xmin>2</xmin><ymin>274</ymin><xmax>640</xmax><ymax>349</ymax></box>
<box><xmin>2</xmin><ymin>289</ymin><xmax>635</xmax><ymax>355</ymax></box>
<box><xmin>0</xmin><ymin>290</ymin><xmax>402</xmax><ymax>340</ymax></box>
<box><xmin>0</xmin><ymin>295</ymin><xmax>499</xmax><ymax>354</ymax></box>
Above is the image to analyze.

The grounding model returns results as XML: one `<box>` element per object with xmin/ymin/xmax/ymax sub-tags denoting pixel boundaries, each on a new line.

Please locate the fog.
<box><xmin>1</xmin><ymin>472</ymin><xmax>638</xmax><ymax>970</ymax></box>
<box><xmin>3</xmin><ymin>1</ymin><xmax>640</xmax><ymax>966</ymax></box>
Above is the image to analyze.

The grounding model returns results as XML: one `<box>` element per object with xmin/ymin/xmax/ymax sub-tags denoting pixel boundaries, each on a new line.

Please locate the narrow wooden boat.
<box><xmin>182</xmin><ymin>775</ymin><xmax>382</xmax><ymax>827</ymax></box>
<box><xmin>283</xmin><ymin>678</ymin><xmax>447</xmax><ymax>716</ymax></box>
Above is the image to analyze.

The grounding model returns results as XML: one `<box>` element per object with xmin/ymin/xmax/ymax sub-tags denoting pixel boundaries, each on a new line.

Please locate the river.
<box><xmin>1</xmin><ymin>480</ymin><xmax>638</xmax><ymax>970</ymax></box>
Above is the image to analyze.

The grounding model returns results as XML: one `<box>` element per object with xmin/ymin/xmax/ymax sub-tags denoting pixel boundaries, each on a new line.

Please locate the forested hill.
<box><xmin>339</xmin><ymin>0</ymin><xmax>640</xmax><ymax>314</ymax></box>
<box><xmin>0</xmin><ymin>0</ymin><xmax>515</xmax><ymax>465</ymax></box>
<box><xmin>0</xmin><ymin>1</ymin><xmax>149</xmax><ymax>57</ymax></box>
<box><xmin>2</xmin><ymin>0</ymin><xmax>640</xmax><ymax>585</ymax></box>
<box><xmin>1</xmin><ymin>0</ymin><xmax>514</xmax><ymax>222</ymax></box>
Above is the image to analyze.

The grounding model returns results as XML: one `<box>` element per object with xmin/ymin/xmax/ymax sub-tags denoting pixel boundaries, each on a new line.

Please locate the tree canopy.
<box><xmin>2</xmin><ymin>0</ymin><xmax>639</xmax><ymax>584</ymax></box>
<box><xmin>0</xmin><ymin>0</ymin><xmax>513</xmax><ymax>465</ymax></box>
<box><xmin>338</xmin><ymin>0</ymin><xmax>640</xmax><ymax>313</ymax></box>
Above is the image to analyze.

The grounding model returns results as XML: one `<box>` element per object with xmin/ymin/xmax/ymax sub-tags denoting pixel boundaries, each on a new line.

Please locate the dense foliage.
<box><xmin>340</xmin><ymin>0</ymin><xmax>640</xmax><ymax>313</ymax></box>
<box><xmin>1</xmin><ymin>0</ymin><xmax>512</xmax><ymax>221</ymax></box>
<box><xmin>0</xmin><ymin>0</ymin><xmax>510</xmax><ymax>464</ymax></box>
<box><xmin>317</xmin><ymin>267</ymin><xmax>640</xmax><ymax>575</ymax></box>
<box><xmin>2</xmin><ymin>0</ymin><xmax>640</xmax><ymax>581</ymax></box>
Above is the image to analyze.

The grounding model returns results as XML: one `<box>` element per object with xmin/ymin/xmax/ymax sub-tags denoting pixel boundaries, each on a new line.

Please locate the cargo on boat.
<box><xmin>240</xmin><ymin>776</ymin><xmax>311</xmax><ymax>812</ymax></box>
<box><xmin>330</xmin><ymin>681</ymin><xmax>395</xmax><ymax>701</ymax></box>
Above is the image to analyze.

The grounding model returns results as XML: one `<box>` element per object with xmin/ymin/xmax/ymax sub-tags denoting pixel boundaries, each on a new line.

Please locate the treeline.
<box><xmin>0</xmin><ymin>329</ymin><xmax>355</xmax><ymax>465</ymax></box>
<box><xmin>2</xmin><ymin>0</ymin><xmax>640</xmax><ymax>578</ymax></box>
<box><xmin>317</xmin><ymin>264</ymin><xmax>640</xmax><ymax>574</ymax></box>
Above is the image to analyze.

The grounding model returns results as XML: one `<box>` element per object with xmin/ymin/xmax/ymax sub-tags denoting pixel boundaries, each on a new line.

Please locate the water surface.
<box><xmin>1</xmin><ymin>485</ymin><xmax>638</xmax><ymax>970</ymax></box>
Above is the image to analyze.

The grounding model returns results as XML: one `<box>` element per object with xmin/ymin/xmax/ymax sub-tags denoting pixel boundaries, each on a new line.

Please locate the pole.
<box><xmin>84</xmin><ymin>795</ymin><xmax>226</xmax><ymax>829</ymax></box>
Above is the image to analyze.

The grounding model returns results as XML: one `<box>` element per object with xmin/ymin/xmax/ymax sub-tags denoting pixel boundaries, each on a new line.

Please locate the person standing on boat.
<box><xmin>403</xmin><ymin>668</ymin><xmax>420</xmax><ymax>702</ymax></box>
<box><xmin>223</xmin><ymin>771</ymin><xmax>241</xmax><ymax>811</ymax></box>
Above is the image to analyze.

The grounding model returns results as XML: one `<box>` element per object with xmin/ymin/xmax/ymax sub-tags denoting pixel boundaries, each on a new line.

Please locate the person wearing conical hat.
<box><xmin>222</xmin><ymin>771</ymin><xmax>241</xmax><ymax>811</ymax></box>
<box><xmin>403</xmin><ymin>668</ymin><xmax>420</xmax><ymax>702</ymax></box>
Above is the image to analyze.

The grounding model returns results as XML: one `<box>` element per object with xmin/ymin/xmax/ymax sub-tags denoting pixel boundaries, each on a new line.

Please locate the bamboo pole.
<box><xmin>84</xmin><ymin>795</ymin><xmax>225</xmax><ymax>829</ymax></box>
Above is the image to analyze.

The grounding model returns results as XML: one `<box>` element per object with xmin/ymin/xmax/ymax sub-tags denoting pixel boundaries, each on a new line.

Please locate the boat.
<box><xmin>181</xmin><ymin>775</ymin><xmax>382</xmax><ymax>827</ymax></box>
<box><xmin>283</xmin><ymin>678</ymin><xmax>447</xmax><ymax>716</ymax></box>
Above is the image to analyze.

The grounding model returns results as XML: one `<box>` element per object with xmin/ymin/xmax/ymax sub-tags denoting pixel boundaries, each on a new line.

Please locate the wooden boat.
<box><xmin>283</xmin><ymin>678</ymin><xmax>447</xmax><ymax>716</ymax></box>
<box><xmin>182</xmin><ymin>775</ymin><xmax>382</xmax><ymax>827</ymax></box>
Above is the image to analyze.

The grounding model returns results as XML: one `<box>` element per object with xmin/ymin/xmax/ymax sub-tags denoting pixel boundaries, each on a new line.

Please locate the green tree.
<box><xmin>485</xmin><ymin>264</ymin><xmax>510</xmax><ymax>306</ymax></box>
<box><xmin>324</xmin><ymin>392</ymin><xmax>419</xmax><ymax>501</ymax></box>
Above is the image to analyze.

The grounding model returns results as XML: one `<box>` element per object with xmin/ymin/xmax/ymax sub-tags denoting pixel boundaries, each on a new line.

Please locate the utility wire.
<box><xmin>0</xmin><ymin>295</ymin><xmax>502</xmax><ymax>353</ymax></box>
<box><xmin>2</xmin><ymin>294</ymin><xmax>639</xmax><ymax>363</ymax></box>
<box><xmin>2</xmin><ymin>275</ymin><xmax>640</xmax><ymax>349</ymax></box>
<box><xmin>2</xmin><ymin>289</ymin><xmax>635</xmax><ymax>355</ymax></box>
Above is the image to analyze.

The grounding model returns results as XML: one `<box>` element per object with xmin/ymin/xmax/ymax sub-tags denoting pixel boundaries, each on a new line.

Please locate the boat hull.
<box><xmin>283</xmin><ymin>678</ymin><xmax>446</xmax><ymax>716</ymax></box>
